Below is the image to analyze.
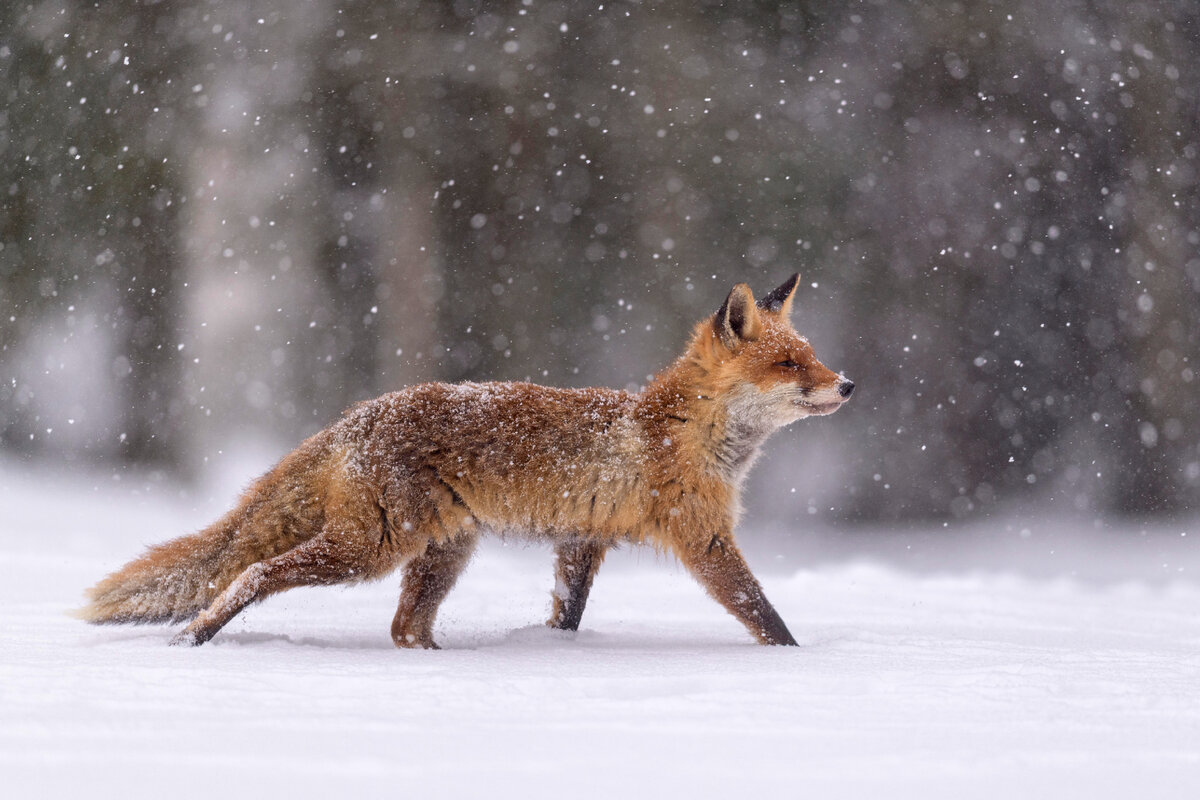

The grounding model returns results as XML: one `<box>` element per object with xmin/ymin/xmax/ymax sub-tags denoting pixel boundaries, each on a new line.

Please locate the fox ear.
<box><xmin>714</xmin><ymin>283</ymin><xmax>762</xmax><ymax>347</ymax></box>
<box><xmin>756</xmin><ymin>273</ymin><xmax>800</xmax><ymax>317</ymax></box>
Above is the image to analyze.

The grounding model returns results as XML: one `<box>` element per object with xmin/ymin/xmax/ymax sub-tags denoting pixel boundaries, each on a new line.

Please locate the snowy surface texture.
<box><xmin>2</xmin><ymin>459</ymin><xmax>1199</xmax><ymax>799</ymax></box>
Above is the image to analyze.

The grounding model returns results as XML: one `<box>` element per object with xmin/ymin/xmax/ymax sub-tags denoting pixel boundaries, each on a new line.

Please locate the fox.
<box><xmin>79</xmin><ymin>274</ymin><xmax>853</xmax><ymax>648</ymax></box>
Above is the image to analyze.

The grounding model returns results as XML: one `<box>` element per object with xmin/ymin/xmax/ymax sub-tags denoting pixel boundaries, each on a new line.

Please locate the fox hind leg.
<box><xmin>170</xmin><ymin>532</ymin><xmax>380</xmax><ymax>647</ymax></box>
<box><xmin>391</xmin><ymin>532</ymin><xmax>479</xmax><ymax>649</ymax></box>
<box><xmin>547</xmin><ymin>539</ymin><xmax>607</xmax><ymax>631</ymax></box>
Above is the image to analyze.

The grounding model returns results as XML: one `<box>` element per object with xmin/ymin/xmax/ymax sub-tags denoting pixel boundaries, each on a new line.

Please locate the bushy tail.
<box><xmin>78</xmin><ymin>437</ymin><xmax>333</xmax><ymax>626</ymax></box>
<box><xmin>76</xmin><ymin>511</ymin><xmax>252</xmax><ymax>625</ymax></box>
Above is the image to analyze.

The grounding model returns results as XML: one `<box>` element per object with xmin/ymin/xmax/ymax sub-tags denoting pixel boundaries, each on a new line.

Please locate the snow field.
<box><xmin>2</xmin><ymin>462</ymin><xmax>1198</xmax><ymax>799</ymax></box>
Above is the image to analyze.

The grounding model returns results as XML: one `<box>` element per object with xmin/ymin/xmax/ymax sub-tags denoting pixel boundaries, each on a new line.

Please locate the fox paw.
<box><xmin>168</xmin><ymin>630</ymin><xmax>199</xmax><ymax>647</ymax></box>
<box><xmin>392</xmin><ymin>631</ymin><xmax>439</xmax><ymax>650</ymax></box>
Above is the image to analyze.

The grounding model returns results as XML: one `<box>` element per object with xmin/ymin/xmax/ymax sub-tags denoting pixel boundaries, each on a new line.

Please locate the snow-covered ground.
<box><xmin>2</xmin><ymin>456</ymin><xmax>1198</xmax><ymax>799</ymax></box>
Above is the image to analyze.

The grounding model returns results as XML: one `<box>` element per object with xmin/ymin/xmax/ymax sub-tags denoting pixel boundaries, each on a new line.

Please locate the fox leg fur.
<box><xmin>675</xmin><ymin>534</ymin><xmax>797</xmax><ymax>646</ymax></box>
<box><xmin>547</xmin><ymin>539</ymin><xmax>607</xmax><ymax>631</ymax></box>
<box><xmin>170</xmin><ymin>532</ymin><xmax>384</xmax><ymax>646</ymax></box>
<box><xmin>391</xmin><ymin>533</ymin><xmax>478</xmax><ymax>649</ymax></box>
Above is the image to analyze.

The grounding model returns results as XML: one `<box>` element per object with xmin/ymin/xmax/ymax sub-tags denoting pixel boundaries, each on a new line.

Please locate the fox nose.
<box><xmin>838</xmin><ymin>380</ymin><xmax>855</xmax><ymax>398</ymax></box>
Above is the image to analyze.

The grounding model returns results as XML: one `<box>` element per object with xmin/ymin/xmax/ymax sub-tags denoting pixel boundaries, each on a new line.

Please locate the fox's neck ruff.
<box><xmin>708</xmin><ymin>387</ymin><xmax>778</xmax><ymax>484</ymax></box>
<box><xmin>638</xmin><ymin>355</ymin><xmax>779</xmax><ymax>487</ymax></box>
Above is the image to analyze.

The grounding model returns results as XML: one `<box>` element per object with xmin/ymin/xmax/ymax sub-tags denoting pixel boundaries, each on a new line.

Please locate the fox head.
<box><xmin>690</xmin><ymin>274</ymin><xmax>853</xmax><ymax>431</ymax></box>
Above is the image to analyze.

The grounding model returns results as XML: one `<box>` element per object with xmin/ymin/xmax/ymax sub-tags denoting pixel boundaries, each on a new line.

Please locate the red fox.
<box><xmin>80</xmin><ymin>275</ymin><xmax>852</xmax><ymax>647</ymax></box>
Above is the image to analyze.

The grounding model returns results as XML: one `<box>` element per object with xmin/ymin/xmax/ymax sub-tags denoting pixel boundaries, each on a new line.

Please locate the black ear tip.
<box><xmin>756</xmin><ymin>273</ymin><xmax>801</xmax><ymax>312</ymax></box>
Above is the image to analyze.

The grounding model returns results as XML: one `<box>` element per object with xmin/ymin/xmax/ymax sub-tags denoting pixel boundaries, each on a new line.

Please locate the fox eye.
<box><xmin>775</xmin><ymin>359</ymin><xmax>800</xmax><ymax>369</ymax></box>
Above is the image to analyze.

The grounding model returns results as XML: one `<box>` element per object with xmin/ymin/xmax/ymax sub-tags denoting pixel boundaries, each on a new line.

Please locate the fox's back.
<box><xmin>337</xmin><ymin>382</ymin><xmax>648</xmax><ymax>538</ymax></box>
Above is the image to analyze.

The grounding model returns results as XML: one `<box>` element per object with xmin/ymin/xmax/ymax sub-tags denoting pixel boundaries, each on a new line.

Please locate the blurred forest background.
<box><xmin>2</xmin><ymin>0</ymin><xmax>1198</xmax><ymax>525</ymax></box>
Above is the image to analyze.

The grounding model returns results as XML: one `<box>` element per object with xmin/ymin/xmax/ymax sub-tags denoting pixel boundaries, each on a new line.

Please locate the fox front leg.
<box><xmin>547</xmin><ymin>539</ymin><xmax>607</xmax><ymax>631</ymax></box>
<box><xmin>675</xmin><ymin>534</ymin><xmax>797</xmax><ymax>646</ymax></box>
